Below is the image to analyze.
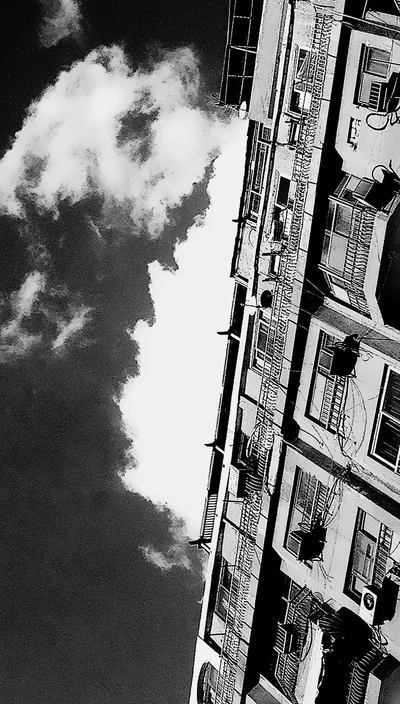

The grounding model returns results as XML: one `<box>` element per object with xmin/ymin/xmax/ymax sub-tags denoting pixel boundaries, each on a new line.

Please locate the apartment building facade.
<box><xmin>189</xmin><ymin>1</ymin><xmax>400</xmax><ymax>704</ymax></box>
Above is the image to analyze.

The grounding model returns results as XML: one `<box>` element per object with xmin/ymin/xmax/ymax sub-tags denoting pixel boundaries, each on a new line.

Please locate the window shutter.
<box><xmin>375</xmin><ymin>416</ymin><xmax>400</xmax><ymax>466</ymax></box>
<box><xmin>383</xmin><ymin>371</ymin><xmax>400</xmax><ymax>419</ymax></box>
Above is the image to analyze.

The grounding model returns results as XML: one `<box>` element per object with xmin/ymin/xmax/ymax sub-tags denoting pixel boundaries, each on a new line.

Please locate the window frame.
<box><xmin>246</xmin><ymin>135</ymin><xmax>269</xmax><ymax>221</ymax></box>
<box><xmin>252</xmin><ymin>310</ymin><xmax>271</xmax><ymax>372</ymax></box>
<box><xmin>321</xmin><ymin>199</ymin><xmax>353</xmax><ymax>276</ymax></box>
<box><xmin>345</xmin><ymin>508</ymin><xmax>392</xmax><ymax>602</ymax></box>
<box><xmin>284</xmin><ymin>468</ymin><xmax>328</xmax><ymax>562</ymax></box>
<box><xmin>197</xmin><ymin>662</ymin><xmax>218</xmax><ymax>704</ymax></box>
<box><xmin>370</xmin><ymin>367</ymin><xmax>400</xmax><ymax>472</ymax></box>
<box><xmin>327</xmin><ymin>274</ymin><xmax>352</xmax><ymax>305</ymax></box>
<box><xmin>252</xmin><ymin>142</ymin><xmax>267</xmax><ymax>193</ymax></box>
<box><xmin>258</xmin><ymin>123</ymin><xmax>271</xmax><ymax>143</ymax></box>
<box><xmin>215</xmin><ymin>559</ymin><xmax>235</xmax><ymax>621</ymax></box>
<box><xmin>288</xmin><ymin>119</ymin><xmax>300</xmax><ymax>146</ymax></box>
<box><xmin>288</xmin><ymin>47</ymin><xmax>312</xmax><ymax>116</ymax></box>
<box><xmin>333</xmin><ymin>173</ymin><xmax>373</xmax><ymax>204</ymax></box>
<box><xmin>355</xmin><ymin>44</ymin><xmax>391</xmax><ymax>110</ymax></box>
<box><xmin>276</xmin><ymin>176</ymin><xmax>290</xmax><ymax>207</ymax></box>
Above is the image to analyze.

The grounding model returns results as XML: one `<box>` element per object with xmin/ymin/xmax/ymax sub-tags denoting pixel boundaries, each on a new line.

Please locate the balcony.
<box><xmin>319</xmin><ymin>171</ymin><xmax>400</xmax><ymax>322</ymax></box>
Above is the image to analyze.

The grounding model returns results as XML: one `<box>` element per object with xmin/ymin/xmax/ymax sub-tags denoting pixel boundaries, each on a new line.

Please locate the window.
<box><xmin>307</xmin><ymin>332</ymin><xmax>346</xmax><ymax>431</ymax></box>
<box><xmin>371</xmin><ymin>368</ymin><xmax>400</xmax><ymax>471</ymax></box>
<box><xmin>233</xmin><ymin>429</ymin><xmax>249</xmax><ymax>467</ymax></box>
<box><xmin>216</xmin><ymin>559</ymin><xmax>236</xmax><ymax>621</ymax></box>
<box><xmin>289</xmin><ymin>49</ymin><xmax>312</xmax><ymax>115</ymax></box>
<box><xmin>252</xmin><ymin>142</ymin><xmax>267</xmax><ymax>192</ymax></box>
<box><xmin>197</xmin><ymin>663</ymin><xmax>218</xmax><ymax>704</ymax></box>
<box><xmin>269</xmin><ymin>254</ymin><xmax>281</xmax><ymax>276</ymax></box>
<box><xmin>334</xmin><ymin>174</ymin><xmax>373</xmax><ymax>204</ymax></box>
<box><xmin>275</xmin><ymin>577</ymin><xmax>302</xmax><ymax>634</ymax></box>
<box><xmin>288</xmin><ymin>120</ymin><xmax>300</xmax><ymax>146</ymax></box>
<box><xmin>356</xmin><ymin>45</ymin><xmax>390</xmax><ymax>110</ymax></box>
<box><xmin>248</xmin><ymin>192</ymin><xmax>261</xmax><ymax>220</ymax></box>
<box><xmin>321</xmin><ymin>200</ymin><xmax>353</xmax><ymax>275</ymax></box>
<box><xmin>285</xmin><ymin>469</ymin><xmax>328</xmax><ymax>557</ymax></box>
<box><xmin>346</xmin><ymin>509</ymin><xmax>393</xmax><ymax>601</ymax></box>
<box><xmin>259</xmin><ymin>123</ymin><xmax>271</xmax><ymax>142</ymax></box>
<box><xmin>253</xmin><ymin>310</ymin><xmax>271</xmax><ymax>371</ymax></box>
<box><xmin>246</xmin><ymin>135</ymin><xmax>269</xmax><ymax>221</ymax></box>
<box><xmin>276</xmin><ymin>176</ymin><xmax>290</xmax><ymax>207</ymax></box>
<box><xmin>328</xmin><ymin>274</ymin><xmax>351</xmax><ymax>305</ymax></box>
<box><xmin>364</xmin><ymin>46</ymin><xmax>390</xmax><ymax>78</ymax></box>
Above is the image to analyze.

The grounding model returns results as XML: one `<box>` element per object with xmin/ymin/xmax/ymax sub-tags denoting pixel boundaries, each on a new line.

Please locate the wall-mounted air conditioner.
<box><xmin>287</xmin><ymin>527</ymin><xmax>326</xmax><ymax>562</ymax></box>
<box><xmin>359</xmin><ymin>585</ymin><xmax>380</xmax><ymax>626</ymax></box>
<box><xmin>274</xmin><ymin>623</ymin><xmax>298</xmax><ymax>654</ymax></box>
<box><xmin>287</xmin><ymin>530</ymin><xmax>308</xmax><ymax>559</ymax></box>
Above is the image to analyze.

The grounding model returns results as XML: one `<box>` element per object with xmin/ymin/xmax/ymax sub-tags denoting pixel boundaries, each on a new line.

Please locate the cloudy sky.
<box><xmin>1</xmin><ymin>2</ymin><xmax>247</xmax><ymax>703</ymax></box>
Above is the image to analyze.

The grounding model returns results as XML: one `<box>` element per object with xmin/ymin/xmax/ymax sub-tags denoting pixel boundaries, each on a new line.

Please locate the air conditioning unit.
<box><xmin>274</xmin><ymin>623</ymin><xmax>298</xmax><ymax>654</ymax></box>
<box><xmin>287</xmin><ymin>527</ymin><xmax>326</xmax><ymax>562</ymax></box>
<box><xmin>359</xmin><ymin>585</ymin><xmax>380</xmax><ymax>626</ymax></box>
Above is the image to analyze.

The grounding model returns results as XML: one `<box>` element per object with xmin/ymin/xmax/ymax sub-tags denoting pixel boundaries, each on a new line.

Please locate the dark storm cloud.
<box><xmin>0</xmin><ymin>193</ymin><xmax>208</xmax><ymax>703</ymax></box>
<box><xmin>0</xmin><ymin>40</ymin><xmax>226</xmax><ymax>704</ymax></box>
<box><xmin>39</xmin><ymin>0</ymin><xmax>83</xmax><ymax>49</ymax></box>
<box><xmin>0</xmin><ymin>2</ymin><xmax>234</xmax><ymax>700</ymax></box>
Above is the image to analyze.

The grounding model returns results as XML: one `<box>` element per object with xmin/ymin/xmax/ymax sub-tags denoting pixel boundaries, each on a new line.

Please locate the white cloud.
<box><xmin>39</xmin><ymin>0</ymin><xmax>83</xmax><ymax>48</ymax></box>
<box><xmin>0</xmin><ymin>272</ymin><xmax>46</xmax><ymax>357</ymax></box>
<box><xmin>52</xmin><ymin>305</ymin><xmax>91</xmax><ymax>351</ymax></box>
<box><xmin>119</xmin><ymin>120</ymin><xmax>247</xmax><ymax>540</ymax></box>
<box><xmin>0</xmin><ymin>272</ymin><xmax>91</xmax><ymax>359</ymax></box>
<box><xmin>140</xmin><ymin>517</ymin><xmax>192</xmax><ymax>572</ymax></box>
<box><xmin>0</xmin><ymin>45</ymin><xmax>235</xmax><ymax>236</ymax></box>
<box><xmin>9</xmin><ymin>271</ymin><xmax>46</xmax><ymax>321</ymax></box>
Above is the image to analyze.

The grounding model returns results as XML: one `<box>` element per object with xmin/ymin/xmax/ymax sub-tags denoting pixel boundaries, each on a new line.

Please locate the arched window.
<box><xmin>197</xmin><ymin>662</ymin><xmax>218</xmax><ymax>704</ymax></box>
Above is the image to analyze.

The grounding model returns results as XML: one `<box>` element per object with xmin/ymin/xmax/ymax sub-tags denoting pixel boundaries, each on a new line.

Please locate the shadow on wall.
<box><xmin>376</xmin><ymin>201</ymin><xmax>400</xmax><ymax>331</ymax></box>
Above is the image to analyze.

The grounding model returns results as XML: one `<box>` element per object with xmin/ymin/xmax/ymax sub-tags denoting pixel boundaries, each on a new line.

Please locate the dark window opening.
<box><xmin>276</xmin><ymin>176</ymin><xmax>290</xmax><ymax>206</ymax></box>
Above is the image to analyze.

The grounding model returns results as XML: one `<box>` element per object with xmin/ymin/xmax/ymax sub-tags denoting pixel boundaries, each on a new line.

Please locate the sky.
<box><xmin>0</xmin><ymin>2</ymin><xmax>247</xmax><ymax>703</ymax></box>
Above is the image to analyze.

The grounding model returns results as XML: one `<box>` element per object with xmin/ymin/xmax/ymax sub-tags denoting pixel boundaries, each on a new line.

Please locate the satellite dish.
<box><xmin>238</xmin><ymin>101</ymin><xmax>248</xmax><ymax>120</ymax></box>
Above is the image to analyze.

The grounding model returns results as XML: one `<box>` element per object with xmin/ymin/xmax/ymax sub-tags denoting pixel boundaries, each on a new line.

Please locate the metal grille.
<box><xmin>347</xmin><ymin>646</ymin><xmax>383</xmax><ymax>704</ymax></box>
<box><xmin>372</xmin><ymin>523</ymin><xmax>393</xmax><ymax>588</ymax></box>
<box><xmin>342</xmin><ymin>205</ymin><xmax>375</xmax><ymax>317</ymax></box>
<box><xmin>369</xmin><ymin>82</ymin><xmax>381</xmax><ymax>110</ymax></box>
<box><xmin>200</xmin><ymin>494</ymin><xmax>218</xmax><ymax>543</ymax></box>
<box><xmin>275</xmin><ymin>589</ymin><xmax>314</xmax><ymax>696</ymax></box>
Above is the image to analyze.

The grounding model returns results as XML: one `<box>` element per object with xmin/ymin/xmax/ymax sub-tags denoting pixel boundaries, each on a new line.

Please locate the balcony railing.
<box><xmin>214</xmin><ymin>11</ymin><xmax>333</xmax><ymax>704</ymax></box>
<box><xmin>372</xmin><ymin>523</ymin><xmax>393</xmax><ymax>588</ymax></box>
<box><xmin>275</xmin><ymin>588</ymin><xmax>314</xmax><ymax>701</ymax></box>
<box><xmin>332</xmin><ymin>205</ymin><xmax>375</xmax><ymax>318</ymax></box>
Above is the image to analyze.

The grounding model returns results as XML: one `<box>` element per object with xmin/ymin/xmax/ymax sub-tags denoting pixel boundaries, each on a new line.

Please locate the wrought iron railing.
<box><xmin>341</xmin><ymin>205</ymin><xmax>375</xmax><ymax>317</ymax></box>
<box><xmin>214</xmin><ymin>11</ymin><xmax>333</xmax><ymax>704</ymax></box>
<box><xmin>372</xmin><ymin>523</ymin><xmax>393</xmax><ymax>588</ymax></box>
